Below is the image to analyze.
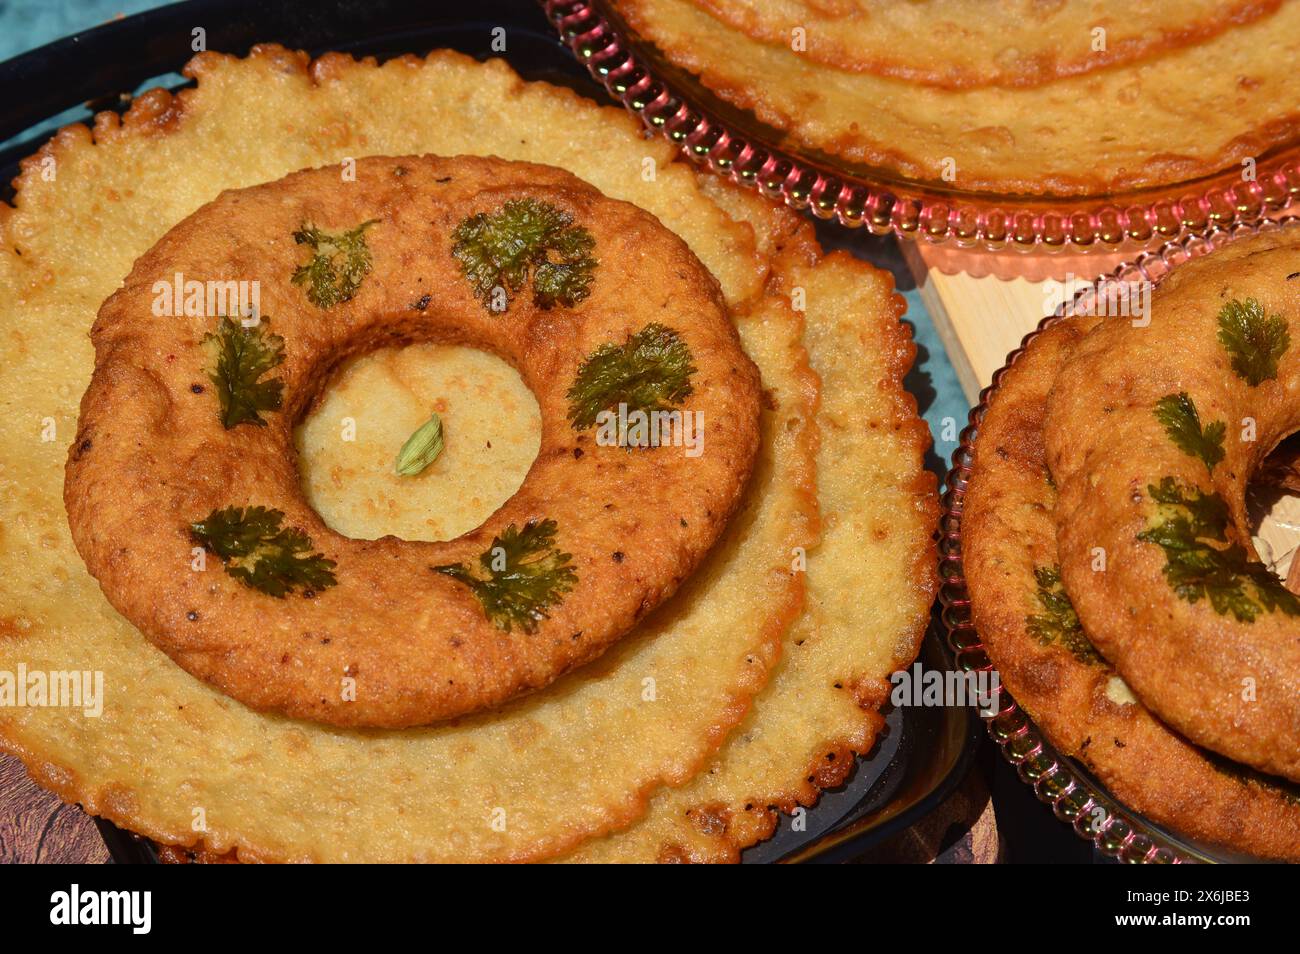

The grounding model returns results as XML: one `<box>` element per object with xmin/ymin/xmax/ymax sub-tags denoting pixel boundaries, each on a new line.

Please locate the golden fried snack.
<box><xmin>105</xmin><ymin>179</ymin><xmax>940</xmax><ymax>865</ymax></box>
<box><xmin>966</xmin><ymin>315</ymin><xmax>1300</xmax><ymax>861</ymax></box>
<box><xmin>560</xmin><ymin>188</ymin><xmax>936</xmax><ymax>862</ymax></box>
<box><xmin>612</xmin><ymin>0</ymin><xmax>1300</xmax><ymax>195</ymax></box>
<box><xmin>65</xmin><ymin>154</ymin><xmax>761</xmax><ymax>727</ymax></box>
<box><xmin>0</xmin><ymin>47</ymin><xmax>816</xmax><ymax>861</ymax></box>
<box><xmin>689</xmin><ymin>0</ymin><xmax>1278</xmax><ymax>88</ymax></box>
<box><xmin>1044</xmin><ymin>229</ymin><xmax>1300</xmax><ymax>783</ymax></box>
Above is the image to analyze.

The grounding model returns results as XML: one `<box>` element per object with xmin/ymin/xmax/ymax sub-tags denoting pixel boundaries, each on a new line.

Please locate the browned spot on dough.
<box><xmin>656</xmin><ymin>844</ymin><xmax>690</xmax><ymax>864</ymax></box>
<box><xmin>1020</xmin><ymin>653</ymin><xmax>1065</xmax><ymax>697</ymax></box>
<box><xmin>688</xmin><ymin>805</ymin><xmax>729</xmax><ymax>836</ymax></box>
<box><xmin>40</xmin><ymin>761</ymin><xmax>75</xmax><ymax>790</ymax></box>
<box><xmin>506</xmin><ymin>718</ymin><xmax>544</xmax><ymax>752</ymax></box>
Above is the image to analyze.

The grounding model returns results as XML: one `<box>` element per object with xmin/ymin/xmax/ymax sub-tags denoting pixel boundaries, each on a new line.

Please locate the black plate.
<box><xmin>1</xmin><ymin>0</ymin><xmax>980</xmax><ymax>864</ymax></box>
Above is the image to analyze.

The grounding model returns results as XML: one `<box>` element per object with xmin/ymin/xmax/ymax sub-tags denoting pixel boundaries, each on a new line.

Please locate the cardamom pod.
<box><xmin>395</xmin><ymin>413</ymin><xmax>445</xmax><ymax>476</ymax></box>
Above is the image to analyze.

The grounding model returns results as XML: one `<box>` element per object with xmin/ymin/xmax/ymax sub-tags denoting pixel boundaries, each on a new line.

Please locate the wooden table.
<box><xmin>904</xmin><ymin>240</ymin><xmax>1129</xmax><ymax>402</ymax></box>
<box><xmin>0</xmin><ymin>755</ymin><xmax>107</xmax><ymax>863</ymax></box>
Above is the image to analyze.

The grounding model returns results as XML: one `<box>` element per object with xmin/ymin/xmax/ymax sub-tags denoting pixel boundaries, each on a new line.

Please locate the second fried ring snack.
<box><xmin>966</xmin><ymin>314</ymin><xmax>1300</xmax><ymax>860</ymax></box>
<box><xmin>1045</xmin><ymin>229</ymin><xmax>1300</xmax><ymax>782</ymax></box>
<box><xmin>64</xmin><ymin>154</ymin><xmax>761</xmax><ymax>728</ymax></box>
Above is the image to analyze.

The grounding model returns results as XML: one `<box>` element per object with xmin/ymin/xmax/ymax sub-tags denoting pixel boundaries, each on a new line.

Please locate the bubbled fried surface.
<box><xmin>1044</xmin><ymin>231</ymin><xmax>1300</xmax><ymax>782</ymax></box>
<box><xmin>164</xmin><ymin>183</ymin><xmax>939</xmax><ymax>865</ymax></box>
<box><xmin>65</xmin><ymin>154</ymin><xmax>762</xmax><ymax>727</ymax></box>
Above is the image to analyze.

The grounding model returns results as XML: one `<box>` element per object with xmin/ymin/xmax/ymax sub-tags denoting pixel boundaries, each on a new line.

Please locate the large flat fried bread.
<box><xmin>612</xmin><ymin>0</ymin><xmax>1300</xmax><ymax>196</ymax></box>
<box><xmin>0</xmin><ymin>47</ymin><xmax>816</xmax><ymax>861</ymax></box>
<box><xmin>687</xmin><ymin>0</ymin><xmax>1279</xmax><ymax>89</ymax></box>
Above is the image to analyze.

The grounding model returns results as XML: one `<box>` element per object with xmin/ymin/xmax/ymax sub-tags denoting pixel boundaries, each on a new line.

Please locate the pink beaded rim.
<box><xmin>543</xmin><ymin>0</ymin><xmax>1300</xmax><ymax>252</ymax></box>
<box><xmin>940</xmin><ymin>216</ymin><xmax>1300</xmax><ymax>864</ymax></box>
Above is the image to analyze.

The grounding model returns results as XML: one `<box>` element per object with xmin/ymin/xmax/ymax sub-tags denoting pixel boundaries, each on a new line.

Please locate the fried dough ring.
<box><xmin>1044</xmin><ymin>229</ymin><xmax>1300</xmax><ymax>782</ymax></box>
<box><xmin>967</xmin><ymin>314</ymin><xmax>1300</xmax><ymax>860</ymax></box>
<box><xmin>64</xmin><ymin>154</ymin><xmax>761</xmax><ymax>728</ymax></box>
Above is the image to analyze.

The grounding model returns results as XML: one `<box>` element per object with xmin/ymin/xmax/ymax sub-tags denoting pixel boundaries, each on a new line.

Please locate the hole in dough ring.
<box><xmin>64</xmin><ymin>155</ymin><xmax>761</xmax><ymax>728</ymax></box>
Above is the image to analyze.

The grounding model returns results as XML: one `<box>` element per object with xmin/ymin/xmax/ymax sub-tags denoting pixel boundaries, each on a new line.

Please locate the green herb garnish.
<box><xmin>191</xmin><ymin>505</ymin><xmax>337</xmax><ymax>598</ymax></box>
<box><xmin>433</xmin><ymin>519</ymin><xmax>577</xmax><ymax>633</ymax></box>
<box><xmin>1217</xmin><ymin>297</ymin><xmax>1289</xmax><ymax>386</ymax></box>
<box><xmin>1137</xmin><ymin>477</ymin><xmax>1300</xmax><ymax>623</ymax></box>
<box><xmin>452</xmin><ymin>198</ymin><xmax>596</xmax><ymax>312</ymax></box>
<box><xmin>1154</xmin><ymin>392</ymin><xmax>1224</xmax><ymax>474</ymax></box>
<box><xmin>566</xmin><ymin>323</ymin><xmax>696</xmax><ymax>430</ymax></box>
<box><xmin>1026</xmin><ymin>565</ymin><xmax>1101</xmax><ymax>664</ymax></box>
<box><xmin>395</xmin><ymin>413</ymin><xmax>445</xmax><ymax>476</ymax></box>
<box><xmin>291</xmin><ymin>219</ymin><xmax>378</xmax><ymax>308</ymax></box>
<box><xmin>201</xmin><ymin>316</ymin><xmax>285</xmax><ymax>429</ymax></box>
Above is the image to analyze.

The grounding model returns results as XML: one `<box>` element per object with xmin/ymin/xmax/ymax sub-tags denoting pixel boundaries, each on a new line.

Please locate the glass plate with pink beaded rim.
<box><xmin>939</xmin><ymin>215</ymin><xmax>1300</xmax><ymax>864</ymax></box>
<box><xmin>543</xmin><ymin>0</ymin><xmax>1300</xmax><ymax>253</ymax></box>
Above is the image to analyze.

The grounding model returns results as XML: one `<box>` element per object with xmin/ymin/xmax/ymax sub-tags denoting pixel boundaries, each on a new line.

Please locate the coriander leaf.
<box><xmin>201</xmin><ymin>316</ymin><xmax>285</xmax><ymax>429</ymax></box>
<box><xmin>1025</xmin><ymin>564</ymin><xmax>1101</xmax><ymax>664</ymax></box>
<box><xmin>291</xmin><ymin>219</ymin><xmax>378</xmax><ymax>308</ymax></box>
<box><xmin>1217</xmin><ymin>297</ymin><xmax>1289</xmax><ymax>386</ymax></box>
<box><xmin>191</xmin><ymin>505</ymin><xmax>337</xmax><ymax>598</ymax></box>
<box><xmin>1145</xmin><ymin>475</ymin><xmax>1231</xmax><ymax>538</ymax></box>
<box><xmin>566</xmin><ymin>323</ymin><xmax>697</xmax><ymax>430</ymax></box>
<box><xmin>1153</xmin><ymin>392</ymin><xmax>1225</xmax><ymax>473</ymax></box>
<box><xmin>1137</xmin><ymin>478</ymin><xmax>1300</xmax><ymax>623</ymax></box>
<box><xmin>433</xmin><ymin>519</ymin><xmax>576</xmax><ymax>633</ymax></box>
<box><xmin>452</xmin><ymin>199</ymin><xmax>596</xmax><ymax>312</ymax></box>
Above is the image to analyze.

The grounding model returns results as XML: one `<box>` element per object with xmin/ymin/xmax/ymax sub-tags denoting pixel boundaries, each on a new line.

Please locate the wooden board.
<box><xmin>903</xmin><ymin>241</ymin><xmax>1128</xmax><ymax>400</ymax></box>
<box><xmin>0</xmin><ymin>754</ymin><xmax>107</xmax><ymax>863</ymax></box>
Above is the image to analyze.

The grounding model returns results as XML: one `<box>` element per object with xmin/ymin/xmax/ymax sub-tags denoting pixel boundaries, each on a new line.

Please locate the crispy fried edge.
<box><xmin>3</xmin><ymin>44</ymin><xmax>761</xmax><ymax>318</ymax></box>
<box><xmin>686</xmin><ymin>248</ymin><xmax>937</xmax><ymax>858</ymax></box>
<box><xmin>149</xmin><ymin>287</ymin><xmax>819</xmax><ymax>866</ymax></box>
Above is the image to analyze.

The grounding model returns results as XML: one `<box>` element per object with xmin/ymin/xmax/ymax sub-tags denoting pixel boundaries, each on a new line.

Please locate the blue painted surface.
<box><xmin>905</xmin><ymin>285</ymin><xmax>966</xmax><ymax>472</ymax></box>
<box><xmin>0</xmin><ymin>0</ymin><xmax>970</xmax><ymax>470</ymax></box>
<box><xmin>0</xmin><ymin>0</ymin><xmax>180</xmax><ymax>150</ymax></box>
<box><xmin>0</xmin><ymin>0</ymin><xmax>163</xmax><ymax>60</ymax></box>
